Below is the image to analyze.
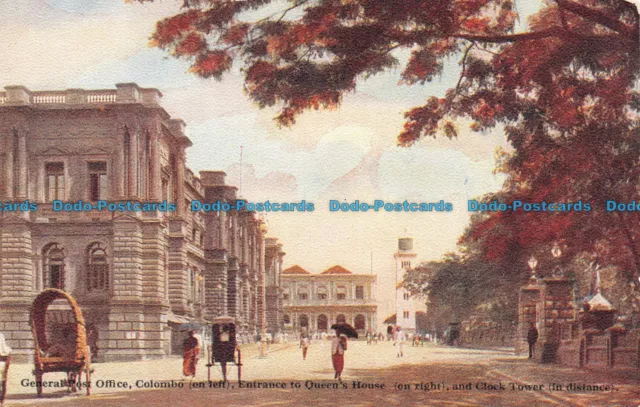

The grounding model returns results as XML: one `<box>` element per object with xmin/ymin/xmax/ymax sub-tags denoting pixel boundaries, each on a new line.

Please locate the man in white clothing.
<box><xmin>393</xmin><ymin>326</ymin><xmax>406</xmax><ymax>357</ymax></box>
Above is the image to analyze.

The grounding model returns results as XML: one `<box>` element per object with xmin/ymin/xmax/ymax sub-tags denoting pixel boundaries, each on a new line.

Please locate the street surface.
<box><xmin>3</xmin><ymin>341</ymin><xmax>639</xmax><ymax>407</ymax></box>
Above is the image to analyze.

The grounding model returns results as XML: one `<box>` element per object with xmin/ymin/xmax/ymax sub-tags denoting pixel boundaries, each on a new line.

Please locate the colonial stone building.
<box><xmin>0</xmin><ymin>84</ymin><xmax>281</xmax><ymax>361</ymax></box>
<box><xmin>263</xmin><ymin>238</ymin><xmax>285</xmax><ymax>335</ymax></box>
<box><xmin>282</xmin><ymin>265</ymin><xmax>377</xmax><ymax>334</ymax></box>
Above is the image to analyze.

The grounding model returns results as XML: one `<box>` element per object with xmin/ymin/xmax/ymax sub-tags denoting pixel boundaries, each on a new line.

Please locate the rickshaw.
<box><xmin>30</xmin><ymin>289</ymin><xmax>91</xmax><ymax>396</ymax></box>
<box><xmin>207</xmin><ymin>316</ymin><xmax>242</xmax><ymax>382</ymax></box>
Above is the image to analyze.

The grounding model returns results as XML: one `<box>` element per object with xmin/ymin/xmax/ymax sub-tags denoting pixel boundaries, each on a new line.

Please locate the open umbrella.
<box><xmin>331</xmin><ymin>322</ymin><xmax>358</xmax><ymax>339</ymax></box>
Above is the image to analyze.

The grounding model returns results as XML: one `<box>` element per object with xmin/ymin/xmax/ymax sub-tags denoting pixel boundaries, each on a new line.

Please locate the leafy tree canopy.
<box><xmin>131</xmin><ymin>0</ymin><xmax>638</xmax><ymax>134</ymax></box>
<box><xmin>133</xmin><ymin>0</ymin><xmax>640</xmax><ymax>290</ymax></box>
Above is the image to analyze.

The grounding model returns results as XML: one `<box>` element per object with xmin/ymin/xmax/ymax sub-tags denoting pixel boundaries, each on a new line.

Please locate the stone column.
<box><xmin>113</xmin><ymin>129</ymin><xmax>125</xmax><ymax>199</ymax></box>
<box><xmin>149</xmin><ymin>130</ymin><xmax>160</xmax><ymax>201</ymax></box>
<box><xmin>516</xmin><ymin>279</ymin><xmax>542</xmax><ymax>355</ymax></box>
<box><xmin>15</xmin><ymin>130</ymin><xmax>27</xmax><ymax>200</ymax></box>
<box><xmin>536</xmin><ymin>276</ymin><xmax>574</xmax><ymax>363</ymax></box>
<box><xmin>127</xmin><ymin>130</ymin><xmax>138</xmax><ymax>198</ymax></box>
<box><xmin>227</xmin><ymin>265</ymin><xmax>239</xmax><ymax>318</ymax></box>
<box><xmin>219</xmin><ymin>210</ymin><xmax>227</xmax><ymax>249</ymax></box>
<box><xmin>175</xmin><ymin>149</ymin><xmax>186</xmax><ymax>216</ymax></box>
<box><xmin>4</xmin><ymin>134</ymin><xmax>14</xmax><ymax>199</ymax></box>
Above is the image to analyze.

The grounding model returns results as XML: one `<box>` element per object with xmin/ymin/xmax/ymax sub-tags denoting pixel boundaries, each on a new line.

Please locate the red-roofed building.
<box><xmin>283</xmin><ymin>265</ymin><xmax>311</xmax><ymax>275</ymax></box>
<box><xmin>321</xmin><ymin>265</ymin><xmax>352</xmax><ymax>275</ymax></box>
<box><xmin>282</xmin><ymin>265</ymin><xmax>377</xmax><ymax>335</ymax></box>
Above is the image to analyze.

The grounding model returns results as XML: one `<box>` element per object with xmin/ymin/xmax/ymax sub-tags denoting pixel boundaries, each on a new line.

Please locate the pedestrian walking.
<box><xmin>183</xmin><ymin>330</ymin><xmax>200</xmax><ymax>377</ymax></box>
<box><xmin>527</xmin><ymin>323</ymin><xmax>539</xmax><ymax>359</ymax></box>
<box><xmin>331</xmin><ymin>334</ymin><xmax>348</xmax><ymax>381</ymax></box>
<box><xmin>387</xmin><ymin>325</ymin><xmax>394</xmax><ymax>341</ymax></box>
<box><xmin>300</xmin><ymin>333</ymin><xmax>310</xmax><ymax>360</ymax></box>
<box><xmin>365</xmin><ymin>329</ymin><xmax>373</xmax><ymax>345</ymax></box>
<box><xmin>393</xmin><ymin>326</ymin><xmax>406</xmax><ymax>357</ymax></box>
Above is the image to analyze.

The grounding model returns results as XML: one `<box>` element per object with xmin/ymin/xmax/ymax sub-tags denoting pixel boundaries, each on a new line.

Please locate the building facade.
<box><xmin>0</xmin><ymin>84</ymin><xmax>281</xmax><ymax>361</ymax></box>
<box><xmin>395</xmin><ymin>237</ymin><xmax>417</xmax><ymax>334</ymax></box>
<box><xmin>263</xmin><ymin>238</ymin><xmax>285</xmax><ymax>335</ymax></box>
<box><xmin>282</xmin><ymin>265</ymin><xmax>377</xmax><ymax>334</ymax></box>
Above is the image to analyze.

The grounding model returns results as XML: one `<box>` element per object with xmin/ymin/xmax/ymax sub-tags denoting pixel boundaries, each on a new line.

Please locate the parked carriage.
<box><xmin>30</xmin><ymin>289</ymin><xmax>91</xmax><ymax>396</ymax></box>
<box><xmin>207</xmin><ymin>316</ymin><xmax>242</xmax><ymax>382</ymax></box>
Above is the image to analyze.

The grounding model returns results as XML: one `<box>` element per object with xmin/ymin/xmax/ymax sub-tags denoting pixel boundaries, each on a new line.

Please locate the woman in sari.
<box><xmin>331</xmin><ymin>334</ymin><xmax>347</xmax><ymax>381</ymax></box>
<box><xmin>183</xmin><ymin>330</ymin><xmax>200</xmax><ymax>377</ymax></box>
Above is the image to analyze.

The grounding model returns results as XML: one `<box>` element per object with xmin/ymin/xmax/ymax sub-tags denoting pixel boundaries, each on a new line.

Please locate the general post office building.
<box><xmin>0</xmin><ymin>84</ymin><xmax>285</xmax><ymax>361</ymax></box>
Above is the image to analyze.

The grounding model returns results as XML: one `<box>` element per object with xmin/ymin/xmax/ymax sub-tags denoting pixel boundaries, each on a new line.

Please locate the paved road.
<box><xmin>4</xmin><ymin>341</ymin><xmax>639</xmax><ymax>406</ymax></box>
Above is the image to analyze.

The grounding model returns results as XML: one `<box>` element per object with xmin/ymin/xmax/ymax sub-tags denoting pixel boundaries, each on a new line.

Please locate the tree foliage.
<box><xmin>404</xmin><ymin>251</ymin><xmax>517</xmax><ymax>330</ymax></box>
<box><xmin>132</xmin><ymin>0</ymin><xmax>638</xmax><ymax>129</ymax></box>
<box><xmin>133</xmin><ymin>0</ymin><xmax>640</xmax><ymax>291</ymax></box>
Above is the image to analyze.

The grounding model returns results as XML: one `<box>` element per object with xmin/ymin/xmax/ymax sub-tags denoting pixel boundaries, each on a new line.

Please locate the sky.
<box><xmin>0</xmin><ymin>0</ymin><xmax>544</xmax><ymax>325</ymax></box>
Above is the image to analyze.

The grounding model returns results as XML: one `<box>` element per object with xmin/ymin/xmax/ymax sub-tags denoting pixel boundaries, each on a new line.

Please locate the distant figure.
<box><xmin>300</xmin><ymin>333</ymin><xmax>310</xmax><ymax>360</ymax></box>
<box><xmin>387</xmin><ymin>325</ymin><xmax>394</xmax><ymax>341</ymax></box>
<box><xmin>365</xmin><ymin>329</ymin><xmax>373</xmax><ymax>345</ymax></box>
<box><xmin>183</xmin><ymin>330</ymin><xmax>200</xmax><ymax>377</ymax></box>
<box><xmin>527</xmin><ymin>323</ymin><xmax>539</xmax><ymax>359</ymax></box>
<box><xmin>331</xmin><ymin>334</ymin><xmax>348</xmax><ymax>381</ymax></box>
<box><xmin>393</xmin><ymin>326</ymin><xmax>406</xmax><ymax>357</ymax></box>
<box><xmin>412</xmin><ymin>334</ymin><xmax>420</xmax><ymax>347</ymax></box>
<box><xmin>87</xmin><ymin>325</ymin><xmax>99</xmax><ymax>362</ymax></box>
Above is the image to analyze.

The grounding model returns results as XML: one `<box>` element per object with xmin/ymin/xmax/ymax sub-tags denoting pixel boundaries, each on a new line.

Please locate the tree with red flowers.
<box><xmin>133</xmin><ymin>0</ymin><xmax>640</xmax><ymax>291</ymax></box>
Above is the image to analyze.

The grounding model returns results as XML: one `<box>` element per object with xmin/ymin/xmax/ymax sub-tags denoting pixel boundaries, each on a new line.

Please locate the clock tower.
<box><xmin>394</xmin><ymin>235</ymin><xmax>417</xmax><ymax>333</ymax></box>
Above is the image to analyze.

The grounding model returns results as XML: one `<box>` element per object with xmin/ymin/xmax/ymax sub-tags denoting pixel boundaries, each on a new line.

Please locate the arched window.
<box><xmin>86</xmin><ymin>243</ymin><xmax>108</xmax><ymax>291</ymax></box>
<box><xmin>43</xmin><ymin>243</ymin><xmax>65</xmax><ymax>289</ymax></box>
<box><xmin>336</xmin><ymin>314</ymin><xmax>346</xmax><ymax>323</ymax></box>
<box><xmin>354</xmin><ymin>314</ymin><xmax>366</xmax><ymax>330</ymax></box>
<box><xmin>317</xmin><ymin>314</ymin><xmax>328</xmax><ymax>331</ymax></box>
<box><xmin>299</xmin><ymin>314</ymin><xmax>309</xmax><ymax>328</ymax></box>
<box><xmin>283</xmin><ymin>314</ymin><xmax>291</xmax><ymax>324</ymax></box>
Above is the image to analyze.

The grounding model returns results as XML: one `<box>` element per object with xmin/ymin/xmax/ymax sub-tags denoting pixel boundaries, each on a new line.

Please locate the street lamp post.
<box><xmin>528</xmin><ymin>255</ymin><xmax>538</xmax><ymax>280</ymax></box>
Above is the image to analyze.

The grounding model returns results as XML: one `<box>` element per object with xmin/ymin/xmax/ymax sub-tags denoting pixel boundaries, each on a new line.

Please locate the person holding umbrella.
<box><xmin>330</xmin><ymin>322</ymin><xmax>357</xmax><ymax>381</ymax></box>
<box><xmin>331</xmin><ymin>333</ymin><xmax>347</xmax><ymax>381</ymax></box>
